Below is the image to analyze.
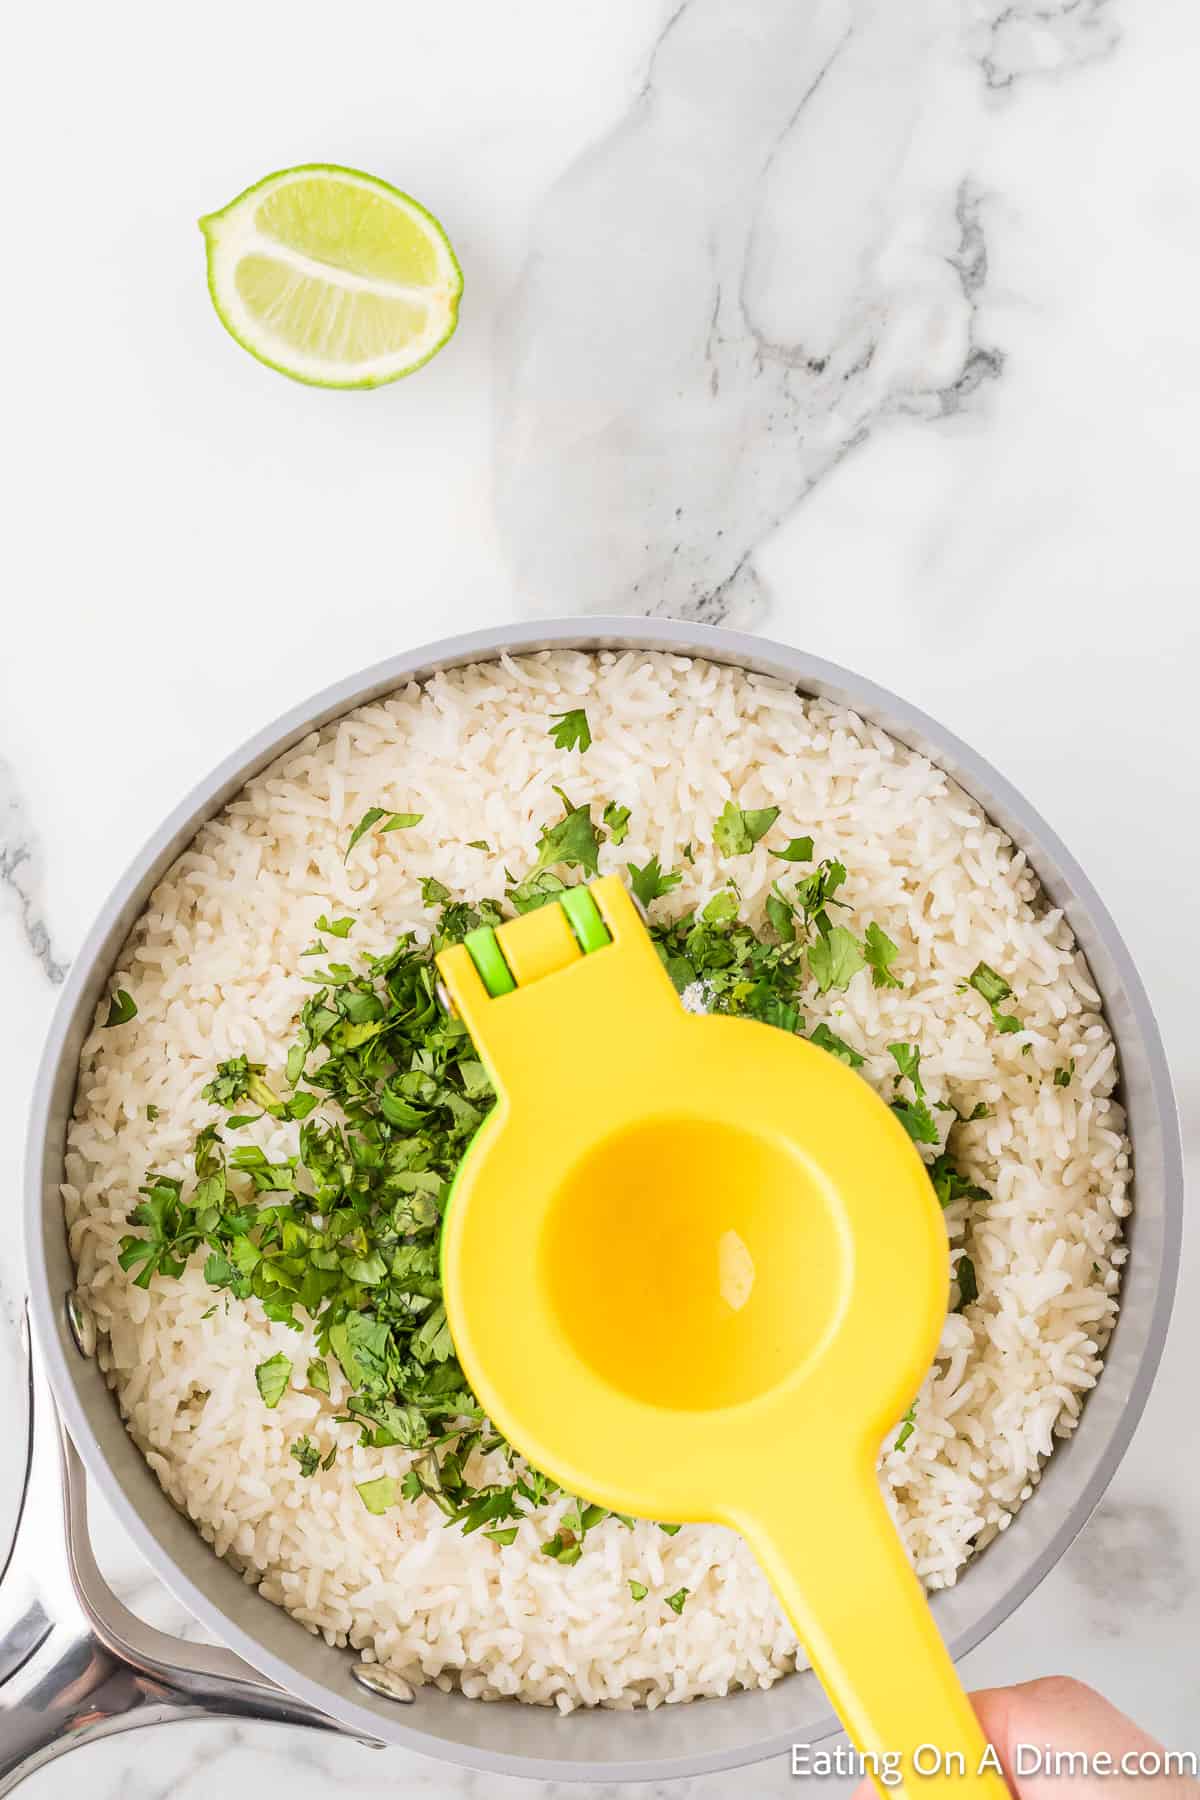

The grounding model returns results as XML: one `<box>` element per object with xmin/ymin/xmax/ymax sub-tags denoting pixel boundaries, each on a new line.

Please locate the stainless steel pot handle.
<box><xmin>0</xmin><ymin>1312</ymin><xmax>364</xmax><ymax>1794</ymax></box>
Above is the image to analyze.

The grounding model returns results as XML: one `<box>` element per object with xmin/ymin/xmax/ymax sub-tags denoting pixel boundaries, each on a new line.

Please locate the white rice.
<box><xmin>64</xmin><ymin>651</ymin><xmax>1129</xmax><ymax>1711</ymax></box>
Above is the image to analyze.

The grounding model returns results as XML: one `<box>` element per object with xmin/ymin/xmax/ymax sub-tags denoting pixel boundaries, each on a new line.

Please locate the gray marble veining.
<box><xmin>968</xmin><ymin>0</ymin><xmax>1120</xmax><ymax>89</ymax></box>
<box><xmin>0</xmin><ymin>757</ymin><xmax>66</xmax><ymax>987</ymax></box>
<box><xmin>494</xmin><ymin>0</ymin><xmax>1112</xmax><ymax>626</ymax></box>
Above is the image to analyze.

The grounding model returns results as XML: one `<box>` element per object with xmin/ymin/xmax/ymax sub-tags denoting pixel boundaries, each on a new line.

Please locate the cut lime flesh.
<box><xmin>200</xmin><ymin>164</ymin><xmax>462</xmax><ymax>389</ymax></box>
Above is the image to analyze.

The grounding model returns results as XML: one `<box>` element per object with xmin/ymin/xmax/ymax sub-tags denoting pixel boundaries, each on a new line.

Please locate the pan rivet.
<box><xmin>351</xmin><ymin>1662</ymin><xmax>415</xmax><ymax>1704</ymax></box>
<box><xmin>66</xmin><ymin>1291</ymin><xmax>96</xmax><ymax>1358</ymax></box>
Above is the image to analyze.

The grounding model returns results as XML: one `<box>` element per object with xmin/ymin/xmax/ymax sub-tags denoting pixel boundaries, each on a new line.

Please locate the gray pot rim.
<box><xmin>24</xmin><ymin>616</ymin><xmax>1183</xmax><ymax>1782</ymax></box>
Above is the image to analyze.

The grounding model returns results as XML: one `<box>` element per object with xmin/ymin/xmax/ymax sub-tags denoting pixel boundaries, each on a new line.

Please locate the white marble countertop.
<box><xmin>4</xmin><ymin>0</ymin><xmax>1198</xmax><ymax>1792</ymax></box>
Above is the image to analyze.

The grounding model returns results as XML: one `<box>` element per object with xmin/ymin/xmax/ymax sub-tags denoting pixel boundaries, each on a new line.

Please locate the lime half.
<box><xmin>199</xmin><ymin>164</ymin><xmax>463</xmax><ymax>389</ymax></box>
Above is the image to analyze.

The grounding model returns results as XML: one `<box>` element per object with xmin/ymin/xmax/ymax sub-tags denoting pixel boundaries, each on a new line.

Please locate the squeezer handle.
<box><xmin>745</xmin><ymin>1454</ymin><xmax>1010</xmax><ymax>1799</ymax></box>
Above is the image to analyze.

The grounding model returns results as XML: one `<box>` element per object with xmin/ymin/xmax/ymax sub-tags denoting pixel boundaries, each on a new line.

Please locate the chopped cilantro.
<box><xmin>548</xmin><ymin>708</ymin><xmax>592</xmax><ymax>752</ymax></box>
<box><xmin>954</xmin><ymin>1254</ymin><xmax>979</xmax><ymax>1311</ymax></box>
<box><xmin>602</xmin><ymin>801</ymin><xmax>631</xmax><ymax>846</ymax></box>
<box><xmin>202</xmin><ymin>1056</ymin><xmax>281</xmax><ymax>1113</ymax></box>
<box><xmin>345</xmin><ymin>808</ymin><xmax>422</xmax><ymax>861</ymax></box>
<box><xmin>510</xmin><ymin>802</ymin><xmax>602</xmax><ymax>907</ymax></box>
<box><xmin>810</xmin><ymin>1022</ymin><xmax>864</xmax><ymax>1068</ymax></box>
<box><xmin>887</xmin><ymin>1042</ymin><xmax>926</xmax><ymax>1098</ymax></box>
<box><xmin>891</xmin><ymin>1097</ymin><xmax>940</xmax><ymax>1146</ymax></box>
<box><xmin>1054</xmin><ymin>1061</ymin><xmax>1075</xmax><ymax>1088</ymax></box>
<box><xmin>664</xmin><ymin>1587</ymin><xmax>690</xmax><ymax>1614</ymax></box>
<box><xmin>356</xmin><ymin>1475</ymin><xmax>398</xmax><ymax>1515</ymax></box>
<box><xmin>929</xmin><ymin>1153</ymin><xmax>989</xmax><ymax>1210</ymax></box>
<box><xmin>713</xmin><ymin>801</ymin><xmax>780</xmax><ymax>856</ymax></box>
<box><xmin>306</xmin><ymin>1357</ymin><xmax>331</xmax><ymax>1395</ymax></box>
<box><xmin>255</xmin><ymin>1353</ymin><xmax>291</xmax><ymax>1409</ymax></box>
<box><xmin>863</xmin><ymin>922</ymin><xmax>903</xmax><ymax>989</ymax></box>
<box><xmin>146</xmin><ymin>1104</ymin><xmax>160</xmax><ymax>1121</ymax></box>
<box><xmin>485</xmin><ymin>1526</ymin><xmax>520</xmax><ymax>1546</ymax></box>
<box><xmin>628</xmin><ymin>855</ymin><xmax>682</xmax><ymax>909</ymax></box>
<box><xmin>420</xmin><ymin>876</ymin><xmax>451</xmax><ymax>907</ymax></box>
<box><xmin>629</xmin><ymin>1579</ymin><xmax>648</xmax><ymax>1601</ymax></box>
<box><xmin>290</xmin><ymin>1436</ymin><xmax>321</xmax><ymax>1478</ymax></box>
<box><xmin>467</xmin><ymin>839</ymin><xmax>490</xmax><ymax>852</ymax></box>
<box><xmin>773</xmin><ymin>835</ymin><xmax>814</xmax><ymax>863</ymax></box>
<box><xmin>103</xmin><ymin>989</ymin><xmax>137</xmax><ymax>1028</ymax></box>
<box><xmin>766</xmin><ymin>891</ymin><xmax>795</xmax><ymax>941</ymax></box>
<box><xmin>894</xmin><ymin>1402</ymin><xmax>917</xmax><ymax>1451</ymax></box>
<box><xmin>117</xmin><ymin>1175</ymin><xmax>192</xmax><ymax>1288</ymax></box>
<box><xmin>315</xmin><ymin>914</ymin><xmax>354</xmax><ymax>938</ymax></box>
<box><xmin>789</xmin><ymin>859</ymin><xmax>848</xmax><ymax>937</ymax></box>
<box><xmin>808</xmin><ymin>926</ymin><xmax>865</xmax><ymax>994</ymax></box>
<box><xmin>969</xmin><ymin>962</ymin><xmax>1021</xmax><ymax>1034</ymax></box>
<box><xmin>701</xmin><ymin>889</ymin><xmax>739</xmax><ymax>925</ymax></box>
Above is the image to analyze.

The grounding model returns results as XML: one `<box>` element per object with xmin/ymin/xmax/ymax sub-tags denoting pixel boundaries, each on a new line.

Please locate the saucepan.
<box><xmin>7</xmin><ymin>618</ymin><xmax>1182</xmax><ymax>1791</ymax></box>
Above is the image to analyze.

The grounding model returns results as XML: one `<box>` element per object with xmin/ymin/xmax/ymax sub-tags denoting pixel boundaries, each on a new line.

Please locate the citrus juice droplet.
<box><xmin>542</xmin><ymin>1118</ymin><xmax>849</xmax><ymax>1413</ymax></box>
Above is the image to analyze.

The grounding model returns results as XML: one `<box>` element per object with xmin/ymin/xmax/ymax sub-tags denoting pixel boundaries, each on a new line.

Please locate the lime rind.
<box><xmin>199</xmin><ymin>163</ymin><xmax>463</xmax><ymax>390</ymax></box>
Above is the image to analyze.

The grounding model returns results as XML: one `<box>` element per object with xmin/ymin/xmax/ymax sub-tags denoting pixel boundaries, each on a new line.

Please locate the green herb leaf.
<box><xmin>809</xmin><ymin>1022</ymin><xmax>864</xmax><ymax>1068</ymax></box>
<box><xmin>788</xmin><ymin>858</ymin><xmax>848</xmax><ymax>938</ymax></box>
<box><xmin>146</xmin><ymin>1104</ymin><xmax>160</xmax><ymax>1121</ymax></box>
<box><xmin>929</xmin><ymin>1153</ymin><xmax>989</xmax><ymax>1210</ymax></box>
<box><xmin>420</xmin><ymin>876</ymin><xmax>451</xmax><ymax>907</ymax></box>
<box><xmin>969</xmin><ymin>962</ymin><xmax>1022</xmax><ymax>1033</ymax></box>
<box><xmin>629</xmin><ymin>1579</ymin><xmax>648</xmax><ymax>1601</ymax></box>
<box><xmin>315</xmin><ymin>914</ymin><xmax>354</xmax><ymax>937</ymax></box>
<box><xmin>969</xmin><ymin>962</ymin><xmax>1011</xmax><ymax>1004</ymax></box>
<box><xmin>103</xmin><ymin>989</ymin><xmax>137</xmax><ymax>1028</ymax></box>
<box><xmin>773</xmin><ymin>835</ymin><xmax>814</xmax><ymax>863</ymax></box>
<box><xmin>1053</xmin><ymin>1061</ymin><xmax>1075</xmax><ymax>1088</ymax></box>
<box><xmin>863</xmin><ymin>922</ymin><xmax>903</xmax><ymax>989</ymax></box>
<box><xmin>627</xmin><ymin>855</ymin><xmax>682</xmax><ymax>910</ymax></box>
<box><xmin>529</xmin><ymin>804</ymin><xmax>603</xmax><ymax>880</ymax></box>
<box><xmin>887</xmin><ymin>1041</ymin><xmax>926</xmax><ymax>1099</ymax></box>
<box><xmin>766</xmin><ymin>892</ymin><xmax>795</xmax><ymax>942</ymax></box>
<box><xmin>356</xmin><ymin>1475</ymin><xmax>398</xmax><ymax>1515</ymax></box>
<box><xmin>891</xmin><ymin>1097</ymin><xmax>940</xmax><ymax>1146</ymax></box>
<box><xmin>664</xmin><ymin>1587</ymin><xmax>690</xmax><ymax>1614</ymax></box>
<box><xmin>345</xmin><ymin>808</ymin><xmax>386</xmax><ymax>858</ymax></box>
<box><xmin>290</xmin><ymin>1436</ymin><xmax>321</xmax><ymax>1477</ymax></box>
<box><xmin>255</xmin><ymin>1353</ymin><xmax>291</xmax><ymax>1409</ymax></box>
<box><xmin>306</xmin><ymin>1357</ymin><xmax>331</xmax><ymax>1395</ymax></box>
<box><xmin>345</xmin><ymin>808</ymin><xmax>422</xmax><ymax>860</ymax></box>
<box><xmin>954</xmin><ymin>1254</ymin><xmax>978</xmax><ymax>1311</ymax></box>
<box><xmin>541</xmin><ymin>1529</ymin><xmax>582</xmax><ymax>1565</ymax></box>
<box><xmin>807</xmin><ymin>926</ymin><xmax>865</xmax><ymax>994</ymax></box>
<box><xmin>548</xmin><ymin>708</ymin><xmax>592</xmax><ymax>753</ymax></box>
<box><xmin>713</xmin><ymin>801</ymin><xmax>780</xmax><ymax>856</ymax></box>
<box><xmin>894</xmin><ymin>1402</ymin><xmax>917</xmax><ymax>1452</ymax></box>
<box><xmin>602</xmin><ymin>801</ymin><xmax>631</xmax><ymax>846</ymax></box>
<box><xmin>467</xmin><ymin>839</ymin><xmax>490</xmax><ymax>852</ymax></box>
<box><xmin>485</xmin><ymin>1526</ymin><xmax>519</xmax><ymax>1546</ymax></box>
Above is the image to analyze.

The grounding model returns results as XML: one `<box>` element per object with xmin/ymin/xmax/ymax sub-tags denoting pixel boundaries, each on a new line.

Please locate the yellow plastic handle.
<box><xmin>740</xmin><ymin>1449</ymin><xmax>1010</xmax><ymax>1800</ymax></box>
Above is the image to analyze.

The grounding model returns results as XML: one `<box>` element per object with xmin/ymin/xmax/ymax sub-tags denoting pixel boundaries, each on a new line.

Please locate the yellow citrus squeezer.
<box><xmin>436</xmin><ymin>876</ymin><xmax>1008</xmax><ymax>1798</ymax></box>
